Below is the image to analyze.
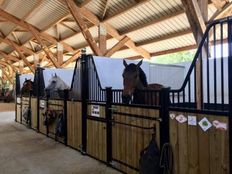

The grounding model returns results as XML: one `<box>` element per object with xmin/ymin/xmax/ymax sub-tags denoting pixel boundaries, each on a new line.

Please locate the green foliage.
<box><xmin>151</xmin><ymin>50</ymin><xmax>196</xmax><ymax>64</ymax></box>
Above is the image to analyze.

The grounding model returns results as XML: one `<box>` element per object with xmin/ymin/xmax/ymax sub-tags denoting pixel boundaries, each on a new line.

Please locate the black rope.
<box><xmin>160</xmin><ymin>143</ymin><xmax>173</xmax><ymax>174</ymax></box>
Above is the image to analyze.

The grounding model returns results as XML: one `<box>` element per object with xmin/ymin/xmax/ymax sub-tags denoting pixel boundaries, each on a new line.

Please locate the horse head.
<box><xmin>45</xmin><ymin>73</ymin><xmax>69</xmax><ymax>98</ymax></box>
<box><xmin>122</xmin><ymin>59</ymin><xmax>147</xmax><ymax>104</ymax></box>
<box><xmin>21</xmin><ymin>78</ymin><xmax>33</xmax><ymax>95</ymax></box>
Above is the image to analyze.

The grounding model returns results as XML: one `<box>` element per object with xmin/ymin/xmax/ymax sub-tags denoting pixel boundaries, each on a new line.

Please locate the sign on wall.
<box><xmin>91</xmin><ymin>105</ymin><xmax>100</xmax><ymax>117</ymax></box>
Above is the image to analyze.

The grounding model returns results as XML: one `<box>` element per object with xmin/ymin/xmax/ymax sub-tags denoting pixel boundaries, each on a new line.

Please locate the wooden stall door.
<box><xmin>21</xmin><ymin>97</ymin><xmax>30</xmax><ymax>125</ymax></box>
<box><xmin>169</xmin><ymin>111</ymin><xmax>229</xmax><ymax>174</ymax></box>
<box><xmin>87</xmin><ymin>104</ymin><xmax>107</xmax><ymax>162</ymax></box>
<box><xmin>67</xmin><ymin>101</ymin><xmax>82</xmax><ymax>150</ymax></box>
<box><xmin>39</xmin><ymin>99</ymin><xmax>47</xmax><ymax>134</ymax></box>
<box><xmin>30</xmin><ymin>97</ymin><xmax>37</xmax><ymax>129</ymax></box>
<box><xmin>16</xmin><ymin>97</ymin><xmax>21</xmax><ymax>122</ymax></box>
<box><xmin>111</xmin><ymin>105</ymin><xmax>160</xmax><ymax>174</ymax></box>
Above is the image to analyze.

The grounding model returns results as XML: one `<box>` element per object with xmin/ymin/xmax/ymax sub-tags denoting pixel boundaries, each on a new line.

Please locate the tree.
<box><xmin>151</xmin><ymin>50</ymin><xmax>195</xmax><ymax>64</ymax></box>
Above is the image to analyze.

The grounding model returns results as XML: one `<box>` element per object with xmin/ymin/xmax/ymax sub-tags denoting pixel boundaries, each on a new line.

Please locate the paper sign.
<box><xmin>17</xmin><ymin>97</ymin><xmax>21</xmax><ymax>104</ymax></box>
<box><xmin>169</xmin><ymin>113</ymin><xmax>175</xmax><ymax>119</ymax></box>
<box><xmin>213</xmin><ymin>120</ymin><xmax>227</xmax><ymax>130</ymax></box>
<box><xmin>198</xmin><ymin>117</ymin><xmax>212</xmax><ymax>131</ymax></box>
<box><xmin>188</xmin><ymin>116</ymin><xmax>197</xmax><ymax>126</ymax></box>
<box><xmin>91</xmin><ymin>105</ymin><xmax>100</xmax><ymax>117</ymax></box>
<box><xmin>40</xmin><ymin>100</ymin><xmax>45</xmax><ymax>108</ymax></box>
<box><xmin>175</xmin><ymin>114</ymin><xmax>187</xmax><ymax>123</ymax></box>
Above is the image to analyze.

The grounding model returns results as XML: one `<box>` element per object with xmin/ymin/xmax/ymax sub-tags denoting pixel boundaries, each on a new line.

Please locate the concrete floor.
<box><xmin>0</xmin><ymin>111</ymin><xmax>121</xmax><ymax>174</ymax></box>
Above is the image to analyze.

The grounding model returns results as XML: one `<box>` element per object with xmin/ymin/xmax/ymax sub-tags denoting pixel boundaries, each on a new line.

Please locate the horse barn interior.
<box><xmin>0</xmin><ymin>0</ymin><xmax>232</xmax><ymax>174</ymax></box>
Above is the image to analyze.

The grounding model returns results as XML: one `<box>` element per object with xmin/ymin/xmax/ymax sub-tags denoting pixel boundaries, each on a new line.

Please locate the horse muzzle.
<box><xmin>122</xmin><ymin>94</ymin><xmax>132</xmax><ymax>104</ymax></box>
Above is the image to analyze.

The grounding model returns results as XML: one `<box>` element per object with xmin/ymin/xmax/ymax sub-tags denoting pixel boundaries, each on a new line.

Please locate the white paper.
<box><xmin>188</xmin><ymin>116</ymin><xmax>197</xmax><ymax>126</ymax></box>
<box><xmin>91</xmin><ymin>105</ymin><xmax>100</xmax><ymax>117</ymax></box>
<box><xmin>169</xmin><ymin>113</ymin><xmax>175</xmax><ymax>119</ymax></box>
<box><xmin>175</xmin><ymin>114</ymin><xmax>187</xmax><ymax>123</ymax></box>
<box><xmin>198</xmin><ymin>117</ymin><xmax>212</xmax><ymax>132</ymax></box>
<box><xmin>17</xmin><ymin>97</ymin><xmax>21</xmax><ymax>104</ymax></box>
<box><xmin>213</xmin><ymin>120</ymin><xmax>227</xmax><ymax>130</ymax></box>
<box><xmin>40</xmin><ymin>100</ymin><xmax>45</xmax><ymax>108</ymax></box>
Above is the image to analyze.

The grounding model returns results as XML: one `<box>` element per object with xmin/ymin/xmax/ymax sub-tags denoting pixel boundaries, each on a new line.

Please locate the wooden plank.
<box><xmin>30</xmin><ymin>97</ymin><xmax>37</xmax><ymax>129</ymax></box>
<box><xmin>188</xmin><ymin>113</ymin><xmax>199</xmax><ymax>174</ymax></box>
<box><xmin>105</xmin><ymin>36</ymin><xmax>130</xmax><ymax>57</ymax></box>
<box><xmin>64</xmin><ymin>0</ymin><xmax>102</xmax><ymax>56</ymax></box>
<box><xmin>169</xmin><ymin>112</ymin><xmax>179</xmax><ymax>174</ymax></box>
<box><xmin>178</xmin><ymin>112</ymin><xmax>188</xmax><ymax>174</ymax></box>
<box><xmin>198</xmin><ymin>114</ymin><xmax>210</xmax><ymax>174</ymax></box>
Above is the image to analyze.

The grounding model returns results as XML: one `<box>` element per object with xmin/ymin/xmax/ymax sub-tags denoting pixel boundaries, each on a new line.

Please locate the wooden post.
<box><xmin>57</xmin><ymin>43</ymin><xmax>63</xmax><ymax>66</ymax></box>
<box><xmin>196</xmin><ymin>0</ymin><xmax>208</xmax><ymax>109</ymax></box>
<box><xmin>99</xmin><ymin>23</ymin><xmax>107</xmax><ymax>56</ymax></box>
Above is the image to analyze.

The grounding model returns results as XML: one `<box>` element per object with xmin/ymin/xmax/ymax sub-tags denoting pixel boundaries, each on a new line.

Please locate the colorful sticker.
<box><xmin>213</xmin><ymin>120</ymin><xmax>227</xmax><ymax>130</ymax></box>
<box><xmin>198</xmin><ymin>117</ymin><xmax>212</xmax><ymax>132</ymax></box>
<box><xmin>169</xmin><ymin>113</ymin><xmax>176</xmax><ymax>119</ymax></box>
<box><xmin>188</xmin><ymin>116</ymin><xmax>197</xmax><ymax>126</ymax></box>
<box><xmin>175</xmin><ymin>114</ymin><xmax>187</xmax><ymax>123</ymax></box>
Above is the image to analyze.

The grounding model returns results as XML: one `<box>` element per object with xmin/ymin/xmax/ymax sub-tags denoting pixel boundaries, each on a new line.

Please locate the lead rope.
<box><xmin>159</xmin><ymin>143</ymin><xmax>173</xmax><ymax>174</ymax></box>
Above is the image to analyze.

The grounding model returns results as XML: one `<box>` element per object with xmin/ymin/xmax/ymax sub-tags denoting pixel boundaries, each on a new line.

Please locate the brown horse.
<box><xmin>122</xmin><ymin>59</ymin><xmax>164</xmax><ymax>105</ymax></box>
<box><xmin>21</xmin><ymin>78</ymin><xmax>33</xmax><ymax>96</ymax></box>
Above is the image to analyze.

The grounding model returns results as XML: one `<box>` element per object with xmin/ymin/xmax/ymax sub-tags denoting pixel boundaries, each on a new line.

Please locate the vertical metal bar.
<box><xmin>206</xmin><ymin>30</ymin><xmax>210</xmax><ymax>106</ymax></box>
<box><xmin>106</xmin><ymin>87</ymin><xmax>112</xmax><ymax>164</ymax></box>
<box><xmin>221</xmin><ymin>22</ymin><xmax>224</xmax><ymax>108</ymax></box>
<box><xmin>81</xmin><ymin>50</ymin><xmax>88</xmax><ymax>154</ymax></box>
<box><xmin>213</xmin><ymin>25</ymin><xmax>217</xmax><ymax>106</ymax></box>
<box><xmin>159</xmin><ymin>88</ymin><xmax>170</xmax><ymax>148</ymax></box>
<box><xmin>194</xmin><ymin>67</ymin><xmax>197</xmax><ymax>108</ymax></box>
<box><xmin>200</xmin><ymin>48</ymin><xmax>203</xmax><ymax>109</ymax></box>
<box><xmin>172</xmin><ymin>92</ymin><xmax>175</xmax><ymax>104</ymax></box>
<box><xmin>63</xmin><ymin>89</ymin><xmax>68</xmax><ymax>146</ymax></box>
<box><xmin>188</xmin><ymin>80</ymin><xmax>191</xmax><ymax>105</ymax></box>
<box><xmin>227</xmin><ymin>19</ymin><xmax>232</xmax><ymax>174</ymax></box>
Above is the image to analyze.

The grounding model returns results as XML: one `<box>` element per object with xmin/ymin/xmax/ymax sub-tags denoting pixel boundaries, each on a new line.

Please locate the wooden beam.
<box><xmin>99</xmin><ymin>23</ymin><xmax>107</xmax><ymax>55</ymax></box>
<box><xmin>209</xmin><ymin>2</ymin><xmax>232</xmax><ymax>21</ymax></box>
<box><xmin>181</xmin><ymin>0</ymin><xmax>206</xmax><ymax>44</ymax></box>
<box><xmin>57</xmin><ymin>42</ymin><xmax>63</xmax><ymax>66</ymax></box>
<box><xmin>102</xmin><ymin>0</ymin><xmax>112</xmax><ymax>20</ymax></box>
<box><xmin>0</xmin><ymin>8</ymin><xmax>74</xmax><ymax>53</ymax></box>
<box><xmin>105</xmin><ymin>23</ymin><xmax>151</xmax><ymax>58</ymax></box>
<box><xmin>212</xmin><ymin>0</ymin><xmax>229</xmax><ymax>9</ymax></box>
<box><xmin>2</xmin><ymin>69</ymin><xmax>13</xmax><ymax>84</ymax></box>
<box><xmin>61</xmin><ymin>50</ymin><xmax>81</xmax><ymax>67</ymax></box>
<box><xmin>64</xmin><ymin>0</ymin><xmax>102</xmax><ymax>56</ymax></box>
<box><xmin>105</xmin><ymin>36</ymin><xmax>130</xmax><ymax>57</ymax></box>
<box><xmin>27</xmin><ymin>24</ymin><xmax>60</xmax><ymax>68</ymax></box>
<box><xmin>8</xmin><ymin>40</ymin><xmax>34</xmax><ymax>73</ymax></box>
<box><xmin>0</xmin><ymin>50</ymin><xmax>20</xmax><ymax>62</ymax></box>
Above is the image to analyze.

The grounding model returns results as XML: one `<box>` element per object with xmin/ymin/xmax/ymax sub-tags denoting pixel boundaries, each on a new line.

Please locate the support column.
<box><xmin>99</xmin><ymin>23</ymin><xmax>107</xmax><ymax>56</ymax></box>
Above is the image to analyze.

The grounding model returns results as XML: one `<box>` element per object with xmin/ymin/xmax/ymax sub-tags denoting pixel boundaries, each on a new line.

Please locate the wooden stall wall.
<box><xmin>46</xmin><ymin>100</ymin><xmax>64</xmax><ymax>141</ymax></box>
<box><xmin>67</xmin><ymin>101</ymin><xmax>82</xmax><ymax>150</ymax></box>
<box><xmin>87</xmin><ymin>104</ymin><xmax>107</xmax><ymax>162</ymax></box>
<box><xmin>21</xmin><ymin>97</ymin><xmax>30</xmax><ymax>125</ymax></box>
<box><xmin>16</xmin><ymin>97</ymin><xmax>21</xmax><ymax>122</ymax></box>
<box><xmin>111</xmin><ymin>105</ymin><xmax>160</xmax><ymax>174</ymax></box>
<box><xmin>30</xmin><ymin>97</ymin><xmax>37</xmax><ymax>129</ymax></box>
<box><xmin>169</xmin><ymin>111</ymin><xmax>229</xmax><ymax>174</ymax></box>
<box><xmin>39</xmin><ymin>99</ymin><xmax>47</xmax><ymax>134</ymax></box>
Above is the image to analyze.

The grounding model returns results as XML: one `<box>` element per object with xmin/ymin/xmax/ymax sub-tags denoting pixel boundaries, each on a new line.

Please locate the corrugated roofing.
<box><xmin>0</xmin><ymin>0</ymin><xmax>230</xmax><ymax>71</ymax></box>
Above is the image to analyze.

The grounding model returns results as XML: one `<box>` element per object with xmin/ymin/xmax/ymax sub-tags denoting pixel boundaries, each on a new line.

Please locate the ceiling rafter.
<box><xmin>61</xmin><ymin>50</ymin><xmax>81</xmax><ymax>67</ymax></box>
<box><xmin>62</xmin><ymin>0</ymin><xmax>151</xmax><ymax>58</ymax></box>
<box><xmin>181</xmin><ymin>0</ymin><xmax>206</xmax><ymax>44</ymax></box>
<box><xmin>8</xmin><ymin>39</ymin><xmax>34</xmax><ymax>73</ymax></box>
<box><xmin>102</xmin><ymin>0</ymin><xmax>112</xmax><ymax>20</ymax></box>
<box><xmin>64</xmin><ymin>0</ymin><xmax>103</xmax><ymax>56</ymax></box>
<box><xmin>4</xmin><ymin>0</ymin><xmax>45</xmax><ymax>39</ymax></box>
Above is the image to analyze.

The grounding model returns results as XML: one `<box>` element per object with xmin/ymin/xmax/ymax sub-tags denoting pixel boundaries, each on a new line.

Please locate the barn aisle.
<box><xmin>0</xmin><ymin>111</ymin><xmax>120</xmax><ymax>174</ymax></box>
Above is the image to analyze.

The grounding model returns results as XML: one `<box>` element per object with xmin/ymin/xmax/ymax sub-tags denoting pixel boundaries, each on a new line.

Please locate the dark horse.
<box><xmin>21</xmin><ymin>78</ymin><xmax>33</xmax><ymax>96</ymax></box>
<box><xmin>122</xmin><ymin>59</ymin><xmax>164</xmax><ymax>105</ymax></box>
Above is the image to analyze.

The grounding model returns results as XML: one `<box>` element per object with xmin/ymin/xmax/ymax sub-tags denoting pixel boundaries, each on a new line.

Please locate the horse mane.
<box><xmin>138</xmin><ymin>67</ymin><xmax>148</xmax><ymax>87</ymax></box>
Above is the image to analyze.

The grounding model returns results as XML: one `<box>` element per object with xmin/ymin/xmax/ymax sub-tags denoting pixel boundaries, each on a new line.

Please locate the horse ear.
<box><xmin>123</xmin><ymin>59</ymin><xmax>128</xmax><ymax>67</ymax></box>
<box><xmin>137</xmin><ymin>59</ymin><xmax>143</xmax><ymax>67</ymax></box>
